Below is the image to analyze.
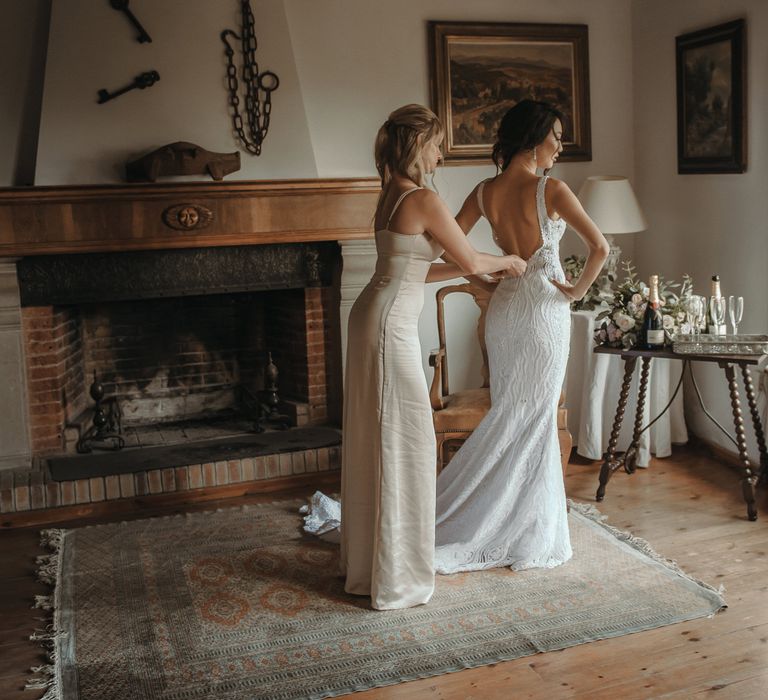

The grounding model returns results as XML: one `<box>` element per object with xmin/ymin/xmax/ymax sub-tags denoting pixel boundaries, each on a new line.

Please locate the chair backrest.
<box><xmin>435</xmin><ymin>283</ymin><xmax>492</xmax><ymax>396</ymax></box>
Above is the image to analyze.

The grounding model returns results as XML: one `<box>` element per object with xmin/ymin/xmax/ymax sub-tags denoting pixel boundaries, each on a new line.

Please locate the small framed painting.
<box><xmin>428</xmin><ymin>21</ymin><xmax>591</xmax><ymax>164</ymax></box>
<box><xmin>676</xmin><ymin>19</ymin><xmax>747</xmax><ymax>174</ymax></box>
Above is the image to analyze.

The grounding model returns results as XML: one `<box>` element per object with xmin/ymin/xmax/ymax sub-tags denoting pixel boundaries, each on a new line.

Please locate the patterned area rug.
<box><xmin>29</xmin><ymin>500</ymin><xmax>725</xmax><ymax>700</ymax></box>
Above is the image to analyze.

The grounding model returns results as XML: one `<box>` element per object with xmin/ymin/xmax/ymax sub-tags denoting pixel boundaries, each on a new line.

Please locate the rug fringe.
<box><xmin>25</xmin><ymin>528</ymin><xmax>67</xmax><ymax>699</ymax></box>
<box><xmin>568</xmin><ymin>500</ymin><xmax>727</xmax><ymax>603</ymax></box>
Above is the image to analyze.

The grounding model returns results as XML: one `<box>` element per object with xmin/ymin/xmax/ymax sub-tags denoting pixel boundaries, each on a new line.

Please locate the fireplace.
<box><xmin>17</xmin><ymin>242</ymin><xmax>342</xmax><ymax>459</ymax></box>
<box><xmin>0</xmin><ymin>178</ymin><xmax>379</xmax><ymax>514</ymax></box>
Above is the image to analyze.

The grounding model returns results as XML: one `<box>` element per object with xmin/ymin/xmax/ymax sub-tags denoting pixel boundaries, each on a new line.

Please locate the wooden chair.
<box><xmin>429</xmin><ymin>283</ymin><xmax>572</xmax><ymax>474</ymax></box>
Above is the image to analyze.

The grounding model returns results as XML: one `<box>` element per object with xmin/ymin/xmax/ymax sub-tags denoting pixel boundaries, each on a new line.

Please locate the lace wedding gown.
<box><xmin>434</xmin><ymin>175</ymin><xmax>573</xmax><ymax>574</ymax></box>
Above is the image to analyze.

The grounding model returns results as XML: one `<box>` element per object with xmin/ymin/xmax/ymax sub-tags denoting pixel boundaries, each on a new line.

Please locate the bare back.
<box><xmin>478</xmin><ymin>173</ymin><xmax>560</xmax><ymax>260</ymax></box>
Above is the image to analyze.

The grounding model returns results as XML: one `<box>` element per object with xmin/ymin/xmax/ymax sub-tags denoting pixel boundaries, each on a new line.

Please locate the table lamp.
<box><xmin>577</xmin><ymin>176</ymin><xmax>647</xmax><ymax>283</ymax></box>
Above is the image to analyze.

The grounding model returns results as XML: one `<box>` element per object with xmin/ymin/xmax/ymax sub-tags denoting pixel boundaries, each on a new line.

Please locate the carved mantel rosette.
<box><xmin>162</xmin><ymin>203</ymin><xmax>214</xmax><ymax>231</ymax></box>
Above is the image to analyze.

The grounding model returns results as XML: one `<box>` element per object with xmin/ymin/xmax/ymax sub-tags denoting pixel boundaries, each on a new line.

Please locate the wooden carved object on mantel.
<box><xmin>126</xmin><ymin>141</ymin><xmax>241</xmax><ymax>182</ymax></box>
<box><xmin>162</xmin><ymin>204</ymin><xmax>214</xmax><ymax>231</ymax></box>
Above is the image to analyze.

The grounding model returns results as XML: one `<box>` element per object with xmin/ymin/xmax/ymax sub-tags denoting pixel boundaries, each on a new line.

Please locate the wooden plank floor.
<box><xmin>1</xmin><ymin>444</ymin><xmax>767</xmax><ymax>699</ymax></box>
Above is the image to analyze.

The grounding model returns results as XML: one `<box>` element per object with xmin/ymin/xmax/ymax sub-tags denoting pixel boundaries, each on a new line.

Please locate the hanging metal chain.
<box><xmin>221</xmin><ymin>0</ymin><xmax>279</xmax><ymax>155</ymax></box>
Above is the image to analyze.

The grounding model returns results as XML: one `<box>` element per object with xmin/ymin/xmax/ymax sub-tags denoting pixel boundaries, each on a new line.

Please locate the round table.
<box><xmin>565</xmin><ymin>310</ymin><xmax>688</xmax><ymax>467</ymax></box>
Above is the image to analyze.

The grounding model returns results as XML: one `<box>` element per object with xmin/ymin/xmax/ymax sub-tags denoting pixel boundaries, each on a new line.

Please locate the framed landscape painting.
<box><xmin>428</xmin><ymin>21</ymin><xmax>591</xmax><ymax>164</ymax></box>
<box><xmin>676</xmin><ymin>19</ymin><xmax>746</xmax><ymax>174</ymax></box>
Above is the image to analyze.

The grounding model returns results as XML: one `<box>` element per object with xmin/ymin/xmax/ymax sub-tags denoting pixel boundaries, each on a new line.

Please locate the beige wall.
<box><xmin>35</xmin><ymin>0</ymin><xmax>317</xmax><ymax>183</ymax></box>
<box><xmin>632</xmin><ymin>0</ymin><xmax>768</xmax><ymax>459</ymax></box>
<box><xmin>284</xmin><ymin>0</ymin><xmax>636</xmax><ymax>389</ymax></box>
<box><xmin>3</xmin><ymin>0</ymin><xmax>637</xmax><ymax>396</ymax></box>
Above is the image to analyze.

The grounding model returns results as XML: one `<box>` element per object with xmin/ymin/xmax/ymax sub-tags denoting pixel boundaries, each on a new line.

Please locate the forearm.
<box><xmin>572</xmin><ymin>247</ymin><xmax>609</xmax><ymax>297</ymax></box>
<box><xmin>426</xmin><ymin>262</ymin><xmax>465</xmax><ymax>283</ymax></box>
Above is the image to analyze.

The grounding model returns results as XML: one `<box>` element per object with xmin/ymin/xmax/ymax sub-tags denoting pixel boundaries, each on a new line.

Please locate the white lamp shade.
<box><xmin>577</xmin><ymin>175</ymin><xmax>647</xmax><ymax>234</ymax></box>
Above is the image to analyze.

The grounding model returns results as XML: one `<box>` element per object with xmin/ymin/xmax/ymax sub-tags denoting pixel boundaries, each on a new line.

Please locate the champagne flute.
<box><xmin>728</xmin><ymin>295</ymin><xmax>744</xmax><ymax>335</ymax></box>
<box><xmin>685</xmin><ymin>295</ymin><xmax>705</xmax><ymax>336</ymax></box>
<box><xmin>709</xmin><ymin>296</ymin><xmax>726</xmax><ymax>335</ymax></box>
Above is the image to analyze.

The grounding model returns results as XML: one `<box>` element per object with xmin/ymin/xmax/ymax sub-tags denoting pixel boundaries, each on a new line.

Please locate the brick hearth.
<box><xmin>0</xmin><ymin>445</ymin><xmax>340</xmax><ymax>515</ymax></box>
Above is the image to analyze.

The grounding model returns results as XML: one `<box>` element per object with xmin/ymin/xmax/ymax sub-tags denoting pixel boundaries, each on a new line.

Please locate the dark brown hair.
<box><xmin>491</xmin><ymin>100</ymin><xmax>565</xmax><ymax>172</ymax></box>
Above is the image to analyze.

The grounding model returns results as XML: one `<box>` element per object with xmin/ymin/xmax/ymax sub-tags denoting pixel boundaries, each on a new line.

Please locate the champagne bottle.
<box><xmin>708</xmin><ymin>274</ymin><xmax>726</xmax><ymax>334</ymax></box>
<box><xmin>641</xmin><ymin>274</ymin><xmax>665</xmax><ymax>349</ymax></box>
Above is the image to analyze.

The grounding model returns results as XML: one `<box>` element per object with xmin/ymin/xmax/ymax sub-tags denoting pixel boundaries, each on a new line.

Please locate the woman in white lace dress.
<box><xmin>434</xmin><ymin>100</ymin><xmax>609</xmax><ymax>574</ymax></box>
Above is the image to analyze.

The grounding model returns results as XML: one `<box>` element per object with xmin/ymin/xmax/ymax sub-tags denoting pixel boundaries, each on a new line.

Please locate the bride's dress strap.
<box><xmin>476</xmin><ymin>178</ymin><xmax>492</xmax><ymax>219</ymax></box>
<box><xmin>387</xmin><ymin>187</ymin><xmax>422</xmax><ymax>227</ymax></box>
<box><xmin>535</xmin><ymin>175</ymin><xmax>550</xmax><ymax>231</ymax></box>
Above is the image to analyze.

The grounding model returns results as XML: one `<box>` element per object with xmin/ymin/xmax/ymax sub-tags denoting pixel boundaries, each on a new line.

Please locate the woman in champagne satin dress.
<box><xmin>341</xmin><ymin>105</ymin><xmax>526</xmax><ymax>610</ymax></box>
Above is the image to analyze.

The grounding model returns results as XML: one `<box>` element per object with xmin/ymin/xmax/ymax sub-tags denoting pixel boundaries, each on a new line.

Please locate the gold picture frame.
<box><xmin>429</xmin><ymin>21</ymin><xmax>592</xmax><ymax>164</ymax></box>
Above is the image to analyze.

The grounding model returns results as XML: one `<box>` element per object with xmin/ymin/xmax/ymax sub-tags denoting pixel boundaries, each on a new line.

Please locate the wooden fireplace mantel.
<box><xmin>0</xmin><ymin>177</ymin><xmax>380</xmax><ymax>257</ymax></box>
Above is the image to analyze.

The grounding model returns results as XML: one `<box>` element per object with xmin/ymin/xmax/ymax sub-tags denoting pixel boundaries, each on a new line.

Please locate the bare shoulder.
<box><xmin>545</xmin><ymin>177</ymin><xmax>577</xmax><ymax>205</ymax></box>
<box><xmin>544</xmin><ymin>176</ymin><xmax>570</xmax><ymax>195</ymax></box>
<box><xmin>411</xmin><ymin>187</ymin><xmax>449</xmax><ymax>214</ymax></box>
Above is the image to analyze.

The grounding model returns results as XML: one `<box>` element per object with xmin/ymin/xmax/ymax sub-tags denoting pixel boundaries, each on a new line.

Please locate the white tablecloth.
<box><xmin>565</xmin><ymin>310</ymin><xmax>688</xmax><ymax>467</ymax></box>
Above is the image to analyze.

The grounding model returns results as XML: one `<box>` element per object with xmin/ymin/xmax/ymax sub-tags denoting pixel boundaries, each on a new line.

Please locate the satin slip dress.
<box><xmin>341</xmin><ymin>187</ymin><xmax>443</xmax><ymax>610</ymax></box>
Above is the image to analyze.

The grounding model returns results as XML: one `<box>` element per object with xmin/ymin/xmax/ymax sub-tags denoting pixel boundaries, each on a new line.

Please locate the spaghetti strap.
<box><xmin>476</xmin><ymin>179</ymin><xmax>490</xmax><ymax>219</ymax></box>
<box><xmin>387</xmin><ymin>188</ymin><xmax>421</xmax><ymax>227</ymax></box>
<box><xmin>535</xmin><ymin>175</ymin><xmax>550</xmax><ymax>232</ymax></box>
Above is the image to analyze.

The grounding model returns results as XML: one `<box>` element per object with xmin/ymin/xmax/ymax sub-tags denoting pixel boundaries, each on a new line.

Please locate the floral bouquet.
<box><xmin>594</xmin><ymin>261</ymin><xmax>692</xmax><ymax>349</ymax></box>
<box><xmin>562</xmin><ymin>255</ymin><xmax>609</xmax><ymax>311</ymax></box>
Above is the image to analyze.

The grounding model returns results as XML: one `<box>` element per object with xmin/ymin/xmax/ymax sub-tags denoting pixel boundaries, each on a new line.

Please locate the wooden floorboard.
<box><xmin>1</xmin><ymin>444</ymin><xmax>766</xmax><ymax>699</ymax></box>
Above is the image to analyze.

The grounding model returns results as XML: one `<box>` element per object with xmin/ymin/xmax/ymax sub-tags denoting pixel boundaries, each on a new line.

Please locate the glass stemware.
<box><xmin>709</xmin><ymin>296</ymin><xmax>726</xmax><ymax>335</ymax></box>
<box><xmin>728</xmin><ymin>295</ymin><xmax>744</xmax><ymax>335</ymax></box>
<box><xmin>684</xmin><ymin>295</ymin><xmax>706</xmax><ymax>336</ymax></box>
<box><xmin>709</xmin><ymin>297</ymin><xmax>725</xmax><ymax>335</ymax></box>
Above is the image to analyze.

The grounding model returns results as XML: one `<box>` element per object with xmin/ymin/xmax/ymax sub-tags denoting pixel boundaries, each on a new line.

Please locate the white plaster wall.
<box><xmin>35</xmin><ymin>0</ymin><xmax>316</xmax><ymax>183</ymax></box>
<box><xmin>632</xmin><ymin>0</ymin><xmax>768</xmax><ymax>460</ymax></box>
<box><xmin>8</xmin><ymin>0</ymin><xmax>636</xmax><ymax>397</ymax></box>
<box><xmin>285</xmin><ymin>0</ymin><xmax>636</xmax><ymax>390</ymax></box>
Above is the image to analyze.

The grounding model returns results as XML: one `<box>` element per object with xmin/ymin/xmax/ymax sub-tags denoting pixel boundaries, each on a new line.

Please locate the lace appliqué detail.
<box><xmin>434</xmin><ymin>175</ymin><xmax>572</xmax><ymax>575</ymax></box>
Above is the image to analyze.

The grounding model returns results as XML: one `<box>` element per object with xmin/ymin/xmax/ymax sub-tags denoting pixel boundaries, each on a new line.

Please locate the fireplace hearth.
<box><xmin>0</xmin><ymin>177</ymin><xmax>379</xmax><ymax>515</ymax></box>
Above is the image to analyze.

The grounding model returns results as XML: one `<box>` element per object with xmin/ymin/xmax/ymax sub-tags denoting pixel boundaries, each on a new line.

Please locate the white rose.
<box><xmin>680</xmin><ymin>322</ymin><xmax>693</xmax><ymax>335</ymax></box>
<box><xmin>662</xmin><ymin>314</ymin><xmax>674</xmax><ymax>329</ymax></box>
<box><xmin>614</xmin><ymin>313</ymin><xmax>635</xmax><ymax>332</ymax></box>
<box><xmin>631</xmin><ymin>293</ymin><xmax>643</xmax><ymax>305</ymax></box>
<box><xmin>676</xmin><ymin>312</ymin><xmax>686</xmax><ymax>322</ymax></box>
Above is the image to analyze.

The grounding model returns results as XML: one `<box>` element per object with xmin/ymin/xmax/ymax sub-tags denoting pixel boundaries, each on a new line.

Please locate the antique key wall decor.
<box><xmin>97</xmin><ymin>70</ymin><xmax>160</xmax><ymax>104</ymax></box>
<box><xmin>109</xmin><ymin>0</ymin><xmax>152</xmax><ymax>43</ymax></box>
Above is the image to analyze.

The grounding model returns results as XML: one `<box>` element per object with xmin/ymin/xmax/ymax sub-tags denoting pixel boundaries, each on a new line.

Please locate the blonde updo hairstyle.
<box><xmin>374</xmin><ymin>104</ymin><xmax>444</xmax><ymax>219</ymax></box>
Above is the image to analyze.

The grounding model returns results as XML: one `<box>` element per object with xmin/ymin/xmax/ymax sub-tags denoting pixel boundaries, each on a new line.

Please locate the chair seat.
<box><xmin>433</xmin><ymin>388</ymin><xmax>491</xmax><ymax>433</ymax></box>
<box><xmin>434</xmin><ymin>388</ymin><xmax>569</xmax><ymax>434</ymax></box>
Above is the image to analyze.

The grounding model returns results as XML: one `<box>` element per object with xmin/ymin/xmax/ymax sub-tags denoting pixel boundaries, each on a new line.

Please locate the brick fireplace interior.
<box><xmin>17</xmin><ymin>243</ymin><xmax>343</xmax><ymax>464</ymax></box>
